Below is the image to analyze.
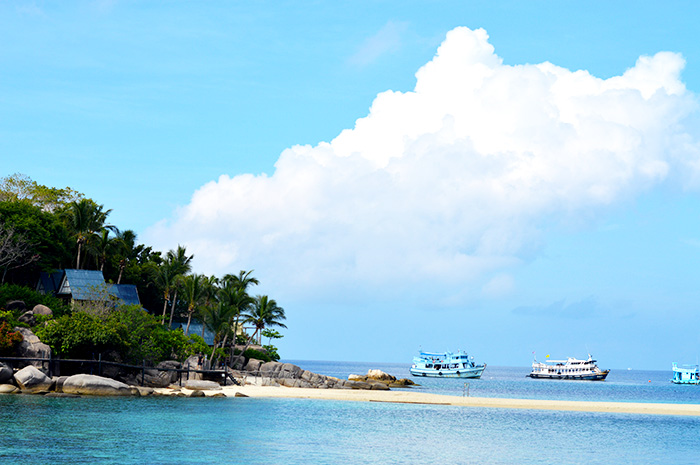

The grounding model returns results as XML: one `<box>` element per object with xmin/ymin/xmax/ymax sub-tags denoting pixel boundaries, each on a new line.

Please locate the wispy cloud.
<box><xmin>347</xmin><ymin>20</ymin><xmax>409</xmax><ymax>67</ymax></box>
<box><xmin>512</xmin><ymin>296</ymin><xmax>603</xmax><ymax>319</ymax></box>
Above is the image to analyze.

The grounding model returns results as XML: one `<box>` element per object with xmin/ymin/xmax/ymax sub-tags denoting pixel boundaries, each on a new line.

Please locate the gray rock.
<box><xmin>183</xmin><ymin>355</ymin><xmax>203</xmax><ymax>380</ymax></box>
<box><xmin>184</xmin><ymin>380</ymin><xmax>222</xmax><ymax>391</ymax></box>
<box><xmin>14</xmin><ymin>366</ymin><xmax>53</xmax><ymax>392</ymax></box>
<box><xmin>62</xmin><ymin>374</ymin><xmax>134</xmax><ymax>396</ymax></box>
<box><xmin>280</xmin><ymin>363</ymin><xmax>302</xmax><ymax>379</ymax></box>
<box><xmin>244</xmin><ymin>358</ymin><xmax>263</xmax><ymax>373</ymax></box>
<box><xmin>32</xmin><ymin>304</ymin><xmax>53</xmax><ymax>316</ymax></box>
<box><xmin>14</xmin><ymin>327</ymin><xmax>51</xmax><ymax>368</ymax></box>
<box><xmin>156</xmin><ymin>360</ymin><xmax>181</xmax><ymax>384</ymax></box>
<box><xmin>18</xmin><ymin>311</ymin><xmax>36</xmax><ymax>326</ymax></box>
<box><xmin>52</xmin><ymin>376</ymin><xmax>69</xmax><ymax>393</ymax></box>
<box><xmin>260</xmin><ymin>361</ymin><xmax>283</xmax><ymax>378</ymax></box>
<box><xmin>226</xmin><ymin>355</ymin><xmax>244</xmax><ymax>370</ymax></box>
<box><xmin>0</xmin><ymin>384</ymin><xmax>19</xmax><ymax>394</ymax></box>
<box><xmin>0</xmin><ymin>362</ymin><xmax>13</xmax><ymax>384</ymax></box>
<box><xmin>134</xmin><ymin>386</ymin><xmax>154</xmax><ymax>396</ymax></box>
<box><xmin>188</xmin><ymin>389</ymin><xmax>205</xmax><ymax>397</ymax></box>
<box><xmin>6</xmin><ymin>300</ymin><xmax>26</xmax><ymax>312</ymax></box>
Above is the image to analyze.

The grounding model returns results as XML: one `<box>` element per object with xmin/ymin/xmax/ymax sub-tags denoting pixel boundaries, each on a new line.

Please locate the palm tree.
<box><xmin>66</xmin><ymin>199</ymin><xmax>114</xmax><ymax>269</ymax></box>
<box><xmin>223</xmin><ymin>270</ymin><xmax>259</xmax><ymax>293</ymax></box>
<box><xmin>201</xmin><ymin>301</ymin><xmax>237</xmax><ymax>369</ymax></box>
<box><xmin>153</xmin><ymin>261</ymin><xmax>177</xmax><ymax>325</ymax></box>
<box><xmin>198</xmin><ymin>275</ymin><xmax>219</xmax><ymax>339</ymax></box>
<box><xmin>165</xmin><ymin>245</ymin><xmax>193</xmax><ymax>327</ymax></box>
<box><xmin>87</xmin><ymin>228</ymin><xmax>122</xmax><ymax>272</ymax></box>
<box><xmin>241</xmin><ymin>295</ymin><xmax>286</xmax><ymax>352</ymax></box>
<box><xmin>181</xmin><ymin>274</ymin><xmax>205</xmax><ymax>335</ymax></box>
<box><xmin>114</xmin><ymin>229</ymin><xmax>137</xmax><ymax>284</ymax></box>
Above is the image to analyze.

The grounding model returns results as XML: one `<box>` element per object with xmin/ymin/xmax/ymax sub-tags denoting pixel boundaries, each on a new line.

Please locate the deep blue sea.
<box><xmin>2</xmin><ymin>360</ymin><xmax>699</xmax><ymax>464</ymax></box>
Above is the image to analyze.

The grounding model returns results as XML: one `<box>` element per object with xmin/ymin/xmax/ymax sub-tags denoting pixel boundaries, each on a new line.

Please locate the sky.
<box><xmin>2</xmin><ymin>1</ymin><xmax>700</xmax><ymax>370</ymax></box>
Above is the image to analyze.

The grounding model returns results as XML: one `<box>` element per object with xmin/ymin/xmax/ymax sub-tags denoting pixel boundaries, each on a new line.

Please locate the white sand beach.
<box><xmin>180</xmin><ymin>384</ymin><xmax>700</xmax><ymax>417</ymax></box>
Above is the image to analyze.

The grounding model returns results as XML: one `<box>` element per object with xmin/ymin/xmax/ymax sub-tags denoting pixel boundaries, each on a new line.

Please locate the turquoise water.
<box><xmin>292</xmin><ymin>360</ymin><xmax>700</xmax><ymax>404</ymax></box>
<box><xmin>2</xmin><ymin>361</ymin><xmax>700</xmax><ymax>464</ymax></box>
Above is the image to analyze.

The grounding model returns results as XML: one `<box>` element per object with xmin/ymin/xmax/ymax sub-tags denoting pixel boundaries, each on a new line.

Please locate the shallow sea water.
<box><xmin>2</xmin><ymin>360</ymin><xmax>699</xmax><ymax>464</ymax></box>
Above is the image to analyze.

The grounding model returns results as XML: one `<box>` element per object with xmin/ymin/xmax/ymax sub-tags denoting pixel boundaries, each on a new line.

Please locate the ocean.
<box><xmin>1</xmin><ymin>360</ymin><xmax>699</xmax><ymax>464</ymax></box>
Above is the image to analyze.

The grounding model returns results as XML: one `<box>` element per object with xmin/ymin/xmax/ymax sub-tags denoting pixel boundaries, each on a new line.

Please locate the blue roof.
<box><xmin>37</xmin><ymin>270</ymin><xmax>65</xmax><ymax>295</ymax></box>
<box><xmin>60</xmin><ymin>269</ymin><xmax>108</xmax><ymax>300</ymax></box>
<box><xmin>108</xmin><ymin>284</ymin><xmax>141</xmax><ymax>306</ymax></box>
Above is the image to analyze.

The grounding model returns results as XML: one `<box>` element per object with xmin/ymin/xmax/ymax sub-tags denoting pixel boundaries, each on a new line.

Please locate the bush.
<box><xmin>35</xmin><ymin>304</ymin><xmax>208</xmax><ymax>364</ymax></box>
<box><xmin>243</xmin><ymin>348</ymin><xmax>273</xmax><ymax>363</ymax></box>
<box><xmin>0</xmin><ymin>321</ymin><xmax>23</xmax><ymax>356</ymax></box>
<box><xmin>0</xmin><ymin>283</ymin><xmax>70</xmax><ymax>318</ymax></box>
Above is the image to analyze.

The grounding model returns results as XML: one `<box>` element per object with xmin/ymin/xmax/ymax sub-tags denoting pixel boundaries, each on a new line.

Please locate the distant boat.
<box><xmin>410</xmin><ymin>350</ymin><xmax>486</xmax><ymax>378</ymax></box>
<box><xmin>671</xmin><ymin>362</ymin><xmax>700</xmax><ymax>385</ymax></box>
<box><xmin>528</xmin><ymin>354</ymin><xmax>609</xmax><ymax>381</ymax></box>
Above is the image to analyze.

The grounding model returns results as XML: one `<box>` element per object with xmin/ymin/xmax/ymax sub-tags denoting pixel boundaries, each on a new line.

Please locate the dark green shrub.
<box><xmin>0</xmin><ymin>283</ymin><xmax>70</xmax><ymax>318</ymax></box>
<box><xmin>243</xmin><ymin>348</ymin><xmax>272</xmax><ymax>363</ymax></box>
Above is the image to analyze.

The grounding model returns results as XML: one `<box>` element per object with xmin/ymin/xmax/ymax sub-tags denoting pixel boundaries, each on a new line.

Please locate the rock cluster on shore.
<box><xmin>0</xmin><ymin>358</ymin><xmax>415</xmax><ymax>397</ymax></box>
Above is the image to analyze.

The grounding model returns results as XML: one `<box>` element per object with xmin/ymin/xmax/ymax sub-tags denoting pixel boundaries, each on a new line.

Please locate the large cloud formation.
<box><xmin>145</xmin><ymin>27</ymin><xmax>698</xmax><ymax>302</ymax></box>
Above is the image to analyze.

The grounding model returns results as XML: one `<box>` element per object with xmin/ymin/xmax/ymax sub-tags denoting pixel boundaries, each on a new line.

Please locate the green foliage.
<box><xmin>0</xmin><ymin>321</ymin><xmax>23</xmax><ymax>355</ymax></box>
<box><xmin>35</xmin><ymin>305</ymin><xmax>207</xmax><ymax>364</ymax></box>
<box><xmin>0</xmin><ymin>201</ymin><xmax>72</xmax><ymax>284</ymax></box>
<box><xmin>0</xmin><ymin>283</ymin><xmax>71</xmax><ymax>318</ymax></box>
<box><xmin>262</xmin><ymin>345</ymin><xmax>280</xmax><ymax>361</ymax></box>
<box><xmin>186</xmin><ymin>333</ymin><xmax>212</xmax><ymax>358</ymax></box>
<box><xmin>0</xmin><ymin>173</ymin><xmax>83</xmax><ymax>211</ymax></box>
<box><xmin>244</xmin><ymin>348</ymin><xmax>273</xmax><ymax>363</ymax></box>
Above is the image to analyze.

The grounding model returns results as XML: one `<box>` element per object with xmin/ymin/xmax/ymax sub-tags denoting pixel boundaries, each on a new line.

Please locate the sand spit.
<box><xmin>177</xmin><ymin>384</ymin><xmax>700</xmax><ymax>417</ymax></box>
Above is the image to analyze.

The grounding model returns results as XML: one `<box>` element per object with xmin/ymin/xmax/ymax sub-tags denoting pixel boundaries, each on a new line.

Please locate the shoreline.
<box><xmin>184</xmin><ymin>385</ymin><xmax>700</xmax><ymax>417</ymax></box>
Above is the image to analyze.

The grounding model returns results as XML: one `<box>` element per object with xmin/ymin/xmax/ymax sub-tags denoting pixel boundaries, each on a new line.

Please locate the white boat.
<box><xmin>410</xmin><ymin>350</ymin><xmax>486</xmax><ymax>378</ymax></box>
<box><xmin>672</xmin><ymin>362</ymin><xmax>700</xmax><ymax>385</ymax></box>
<box><xmin>528</xmin><ymin>354</ymin><xmax>609</xmax><ymax>381</ymax></box>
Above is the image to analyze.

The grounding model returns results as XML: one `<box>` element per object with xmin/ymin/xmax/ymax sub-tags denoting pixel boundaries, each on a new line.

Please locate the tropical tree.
<box><xmin>242</xmin><ymin>295</ymin><xmax>286</xmax><ymax>349</ymax></box>
<box><xmin>114</xmin><ymin>229</ymin><xmax>137</xmax><ymax>284</ymax></box>
<box><xmin>153</xmin><ymin>261</ymin><xmax>177</xmax><ymax>325</ymax></box>
<box><xmin>181</xmin><ymin>273</ymin><xmax>205</xmax><ymax>335</ymax></box>
<box><xmin>65</xmin><ymin>199</ymin><xmax>114</xmax><ymax>269</ymax></box>
<box><xmin>87</xmin><ymin>228</ymin><xmax>122</xmax><ymax>272</ymax></box>
<box><xmin>165</xmin><ymin>245</ymin><xmax>193</xmax><ymax>327</ymax></box>
<box><xmin>201</xmin><ymin>301</ymin><xmax>237</xmax><ymax>368</ymax></box>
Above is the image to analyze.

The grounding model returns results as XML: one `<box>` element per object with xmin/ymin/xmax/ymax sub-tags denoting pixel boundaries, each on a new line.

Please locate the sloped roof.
<box><xmin>59</xmin><ymin>269</ymin><xmax>108</xmax><ymax>301</ymax></box>
<box><xmin>108</xmin><ymin>284</ymin><xmax>141</xmax><ymax>306</ymax></box>
<box><xmin>36</xmin><ymin>270</ymin><xmax>65</xmax><ymax>295</ymax></box>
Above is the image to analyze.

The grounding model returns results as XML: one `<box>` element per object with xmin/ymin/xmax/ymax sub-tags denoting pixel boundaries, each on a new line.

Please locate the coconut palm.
<box><xmin>66</xmin><ymin>199</ymin><xmax>114</xmax><ymax>269</ymax></box>
<box><xmin>87</xmin><ymin>228</ymin><xmax>121</xmax><ymax>272</ymax></box>
<box><xmin>181</xmin><ymin>273</ymin><xmax>205</xmax><ymax>335</ymax></box>
<box><xmin>201</xmin><ymin>301</ymin><xmax>237</xmax><ymax>368</ymax></box>
<box><xmin>153</xmin><ymin>261</ymin><xmax>177</xmax><ymax>325</ymax></box>
<box><xmin>114</xmin><ymin>229</ymin><xmax>137</xmax><ymax>284</ymax></box>
<box><xmin>165</xmin><ymin>245</ymin><xmax>193</xmax><ymax>328</ymax></box>
<box><xmin>242</xmin><ymin>295</ymin><xmax>286</xmax><ymax>348</ymax></box>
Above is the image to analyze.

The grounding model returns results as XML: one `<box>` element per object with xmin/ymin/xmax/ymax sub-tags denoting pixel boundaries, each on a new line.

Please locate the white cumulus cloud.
<box><xmin>144</xmin><ymin>27</ymin><xmax>699</xmax><ymax>303</ymax></box>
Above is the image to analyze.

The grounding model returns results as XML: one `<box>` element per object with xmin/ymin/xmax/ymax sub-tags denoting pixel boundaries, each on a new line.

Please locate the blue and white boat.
<box><xmin>410</xmin><ymin>350</ymin><xmax>486</xmax><ymax>378</ymax></box>
<box><xmin>672</xmin><ymin>362</ymin><xmax>700</xmax><ymax>385</ymax></box>
<box><xmin>528</xmin><ymin>354</ymin><xmax>609</xmax><ymax>380</ymax></box>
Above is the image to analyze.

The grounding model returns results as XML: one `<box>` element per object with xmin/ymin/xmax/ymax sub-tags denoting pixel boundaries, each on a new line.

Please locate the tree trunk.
<box><xmin>76</xmin><ymin>242</ymin><xmax>82</xmax><ymax>269</ymax></box>
<box><xmin>184</xmin><ymin>309</ymin><xmax>193</xmax><ymax>335</ymax></box>
<box><xmin>168</xmin><ymin>289</ymin><xmax>178</xmax><ymax>328</ymax></box>
<box><xmin>161</xmin><ymin>294</ymin><xmax>169</xmax><ymax>325</ymax></box>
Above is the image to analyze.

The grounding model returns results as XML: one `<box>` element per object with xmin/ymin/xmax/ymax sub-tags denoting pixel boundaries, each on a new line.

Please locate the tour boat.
<box><xmin>671</xmin><ymin>362</ymin><xmax>700</xmax><ymax>385</ymax></box>
<box><xmin>528</xmin><ymin>354</ymin><xmax>609</xmax><ymax>380</ymax></box>
<box><xmin>410</xmin><ymin>350</ymin><xmax>486</xmax><ymax>378</ymax></box>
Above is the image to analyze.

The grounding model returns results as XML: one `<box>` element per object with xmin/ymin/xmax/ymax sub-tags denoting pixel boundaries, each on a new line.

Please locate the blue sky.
<box><xmin>2</xmin><ymin>1</ymin><xmax>700</xmax><ymax>370</ymax></box>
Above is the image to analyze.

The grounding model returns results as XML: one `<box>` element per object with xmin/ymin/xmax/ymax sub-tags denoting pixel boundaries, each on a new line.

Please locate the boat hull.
<box><xmin>528</xmin><ymin>370</ymin><xmax>609</xmax><ymax>381</ymax></box>
<box><xmin>410</xmin><ymin>365</ymin><xmax>486</xmax><ymax>379</ymax></box>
